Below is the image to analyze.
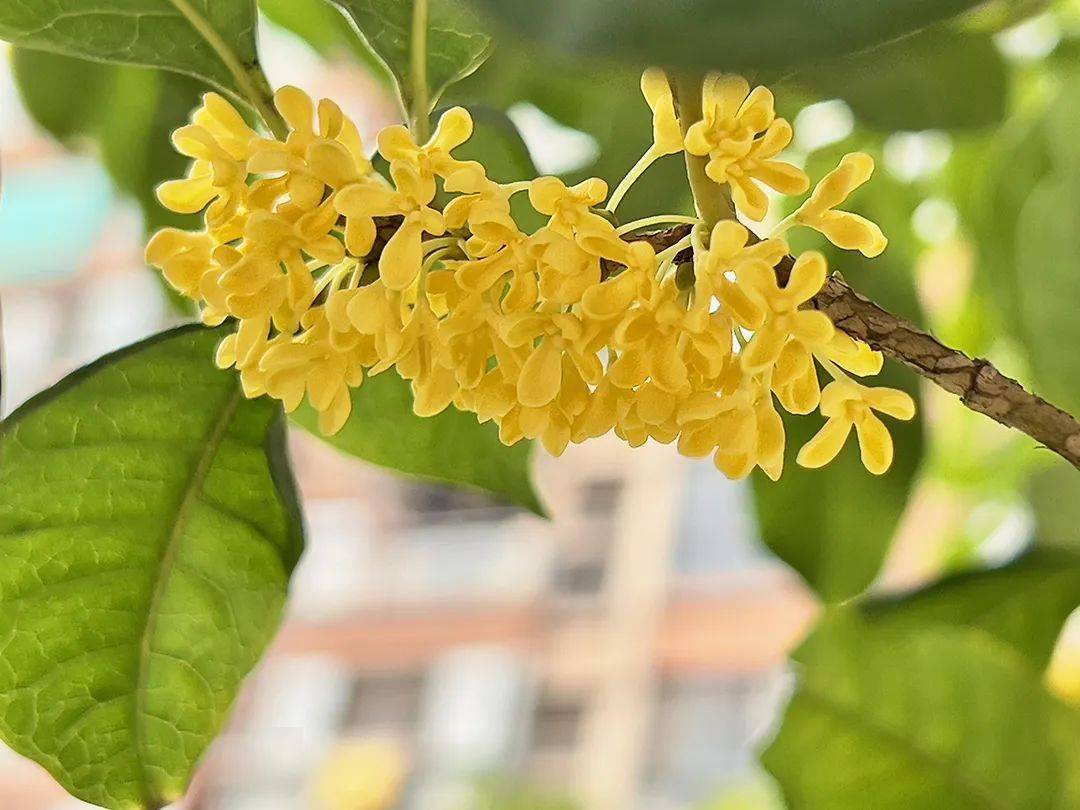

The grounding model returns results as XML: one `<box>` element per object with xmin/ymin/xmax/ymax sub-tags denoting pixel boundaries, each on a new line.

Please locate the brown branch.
<box><xmin>616</xmin><ymin>224</ymin><xmax>1080</xmax><ymax>470</ymax></box>
<box><xmin>810</xmin><ymin>275</ymin><xmax>1080</xmax><ymax>468</ymax></box>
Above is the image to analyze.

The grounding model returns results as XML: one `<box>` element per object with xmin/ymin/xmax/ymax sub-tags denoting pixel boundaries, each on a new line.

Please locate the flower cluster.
<box><xmin>147</xmin><ymin>73</ymin><xmax>913</xmax><ymax>479</ymax></box>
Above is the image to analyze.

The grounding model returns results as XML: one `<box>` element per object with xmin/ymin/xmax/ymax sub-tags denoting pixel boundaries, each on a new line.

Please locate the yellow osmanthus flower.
<box><xmin>147</xmin><ymin>74</ymin><xmax>910</xmax><ymax>480</ymax></box>
<box><xmin>683</xmin><ymin>74</ymin><xmax>809</xmax><ymax>221</ymax></box>
<box><xmin>793</xmin><ymin>152</ymin><xmax>888</xmax><ymax>257</ymax></box>
<box><xmin>733</xmin><ymin>251</ymin><xmax>835</xmax><ymax>375</ymax></box>
<box><xmin>797</xmin><ymin>379</ymin><xmax>916</xmax><ymax>474</ymax></box>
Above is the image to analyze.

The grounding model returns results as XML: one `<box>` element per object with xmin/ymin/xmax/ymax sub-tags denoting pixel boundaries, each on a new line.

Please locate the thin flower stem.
<box><xmin>606</xmin><ymin>148</ymin><xmax>660</xmax><ymax>213</ymax></box>
<box><xmin>409</xmin><ymin>0</ymin><xmax>431</xmax><ymax>142</ymax></box>
<box><xmin>168</xmin><ymin>0</ymin><xmax>287</xmax><ymax>139</ymax></box>
<box><xmin>656</xmin><ymin>235</ymin><xmax>693</xmax><ymax>264</ymax></box>
<box><xmin>422</xmin><ymin>247</ymin><xmax>456</xmax><ymax>273</ymax></box>
<box><xmin>770</xmin><ymin>212</ymin><xmax>799</xmax><ymax>238</ymax></box>
<box><xmin>816</xmin><ymin>354</ymin><xmax>853</xmax><ymax>384</ymax></box>
<box><xmin>422</xmin><ymin>237</ymin><xmax>459</xmax><ymax>255</ymax></box>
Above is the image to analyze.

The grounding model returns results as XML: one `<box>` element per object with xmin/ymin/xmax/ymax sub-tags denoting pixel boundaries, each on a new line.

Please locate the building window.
<box><xmin>647</xmin><ymin>674</ymin><xmax>780</xmax><ymax>805</ymax></box>
<box><xmin>580</xmin><ymin>477</ymin><xmax>623</xmax><ymax>515</ymax></box>
<box><xmin>526</xmin><ymin>692</ymin><xmax>586</xmax><ymax>783</ymax></box>
<box><xmin>400</xmin><ymin>482</ymin><xmax>516</xmax><ymax>524</ymax></box>
<box><xmin>343</xmin><ymin>672</ymin><xmax>425</xmax><ymax>739</ymax></box>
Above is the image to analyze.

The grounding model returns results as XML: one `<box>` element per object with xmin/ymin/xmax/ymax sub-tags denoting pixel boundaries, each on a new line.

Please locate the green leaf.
<box><xmin>762</xmin><ymin>612</ymin><xmax>1080</xmax><ymax>809</ymax></box>
<box><xmin>863</xmin><ymin>546</ymin><xmax>1080</xmax><ymax>670</ymax></box>
<box><xmin>1029</xmin><ymin>461</ymin><xmax>1080</xmax><ymax>552</ymax></box>
<box><xmin>954</xmin><ymin>115</ymin><xmax>1052</xmax><ymax>341</ymax></box>
<box><xmin>797</xmin><ymin>31</ymin><xmax>1007</xmax><ymax>131</ymax></box>
<box><xmin>0</xmin><ymin>324</ymin><xmax>303</xmax><ymax>810</ymax></box>
<box><xmin>0</xmin><ymin>0</ymin><xmax>270</xmax><ymax>110</ymax></box>
<box><xmin>465</xmin><ymin>0</ymin><xmax>988</xmax><ymax>74</ymax></box>
<box><xmin>1015</xmin><ymin>174</ymin><xmax>1080</xmax><ymax>416</ymax></box>
<box><xmin>329</xmin><ymin>0</ymin><xmax>491</xmax><ymax>114</ymax></box>
<box><xmin>292</xmin><ymin>371</ymin><xmax>544</xmax><ymax>515</ymax></box>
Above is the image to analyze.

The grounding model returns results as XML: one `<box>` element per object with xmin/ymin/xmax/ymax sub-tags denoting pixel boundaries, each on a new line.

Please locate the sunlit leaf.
<box><xmin>763</xmin><ymin>612</ymin><xmax>1080</xmax><ymax>809</ymax></box>
<box><xmin>0</xmin><ymin>0</ymin><xmax>268</xmax><ymax>108</ymax></box>
<box><xmin>0</xmin><ymin>324</ymin><xmax>303</xmax><ymax>810</ymax></box>
<box><xmin>329</xmin><ymin>0</ymin><xmax>491</xmax><ymax>114</ymax></box>
<box><xmin>864</xmin><ymin>546</ymin><xmax>1080</xmax><ymax>670</ymax></box>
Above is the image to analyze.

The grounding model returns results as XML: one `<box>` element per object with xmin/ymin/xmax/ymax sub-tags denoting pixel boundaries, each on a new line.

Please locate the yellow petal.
<box><xmin>796</xmin><ymin>417</ymin><xmax>853</xmax><ymax>469</ymax></box>
<box><xmin>819</xmin><ymin>212</ymin><xmax>888</xmax><ymax>258</ymax></box>
<box><xmin>318</xmin><ymin>386</ymin><xmax>353</xmax><ymax>435</ymax></box>
<box><xmin>855</xmin><ymin>412</ymin><xmax>894</xmax><ymax>474</ymax></box>
<box><xmin>752</xmin><ymin>160</ymin><xmax>809</xmax><ymax>196</ymax></box>
<box><xmin>430</xmin><ymin>107</ymin><xmax>474</xmax><ymax>151</ymax></box>
<box><xmin>730</xmin><ymin>174</ymin><xmax>769</xmax><ymax>222</ymax></box>
<box><xmin>863</xmin><ymin>386</ymin><xmax>916</xmax><ymax>421</ymax></box>
<box><xmin>379</xmin><ymin>219</ymin><xmax>424</xmax><ymax>290</ymax></box>
<box><xmin>274</xmin><ymin>86</ymin><xmax>315</xmax><ymax>133</ymax></box>
<box><xmin>377</xmin><ymin>125</ymin><xmax>419</xmax><ymax>162</ymax></box>
<box><xmin>741</xmin><ymin>322</ymin><xmax>787</xmax><ymax>374</ymax></box>
<box><xmin>786</xmin><ymin>251</ymin><xmax>827</xmax><ymax>304</ymax></box>
<box><xmin>702</xmin><ymin>73</ymin><xmax>750</xmax><ymax>122</ymax></box>
<box><xmin>528</xmin><ymin>176</ymin><xmax>566</xmax><ymax>215</ymax></box>
<box><xmin>307</xmin><ymin>140</ymin><xmax>360</xmax><ymax>187</ymax></box>
<box><xmin>517</xmin><ymin>338</ymin><xmax>563</xmax><ymax>407</ymax></box>
<box><xmin>790</xmin><ymin>310</ymin><xmax>834</xmax><ymax>348</ymax></box>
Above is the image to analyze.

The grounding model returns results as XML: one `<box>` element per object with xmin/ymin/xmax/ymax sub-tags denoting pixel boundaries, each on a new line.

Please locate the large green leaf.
<box><xmin>293</xmin><ymin>371</ymin><xmax>544</xmax><ymax>515</ymax></box>
<box><xmin>1015</xmin><ymin>175</ymin><xmax>1080</xmax><ymax>415</ymax></box>
<box><xmin>762</xmin><ymin>613</ymin><xmax>1080</xmax><ymax>809</ymax></box>
<box><xmin>864</xmin><ymin>546</ymin><xmax>1080</xmax><ymax>670</ymax></box>
<box><xmin>798</xmin><ymin>30</ymin><xmax>1007</xmax><ymax>131</ymax></box>
<box><xmin>466</xmin><ymin>0</ymin><xmax>987</xmax><ymax>74</ymax></box>
<box><xmin>1029</xmin><ymin>461</ymin><xmax>1080</xmax><ymax>551</ymax></box>
<box><xmin>0</xmin><ymin>325</ymin><xmax>303</xmax><ymax>810</ymax></box>
<box><xmin>329</xmin><ymin>0</ymin><xmax>491</xmax><ymax>115</ymax></box>
<box><xmin>0</xmin><ymin>0</ymin><xmax>269</xmax><ymax>109</ymax></box>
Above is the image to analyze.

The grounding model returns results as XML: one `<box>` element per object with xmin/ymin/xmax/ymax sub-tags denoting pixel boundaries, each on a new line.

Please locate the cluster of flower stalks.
<box><xmin>146</xmin><ymin>71</ymin><xmax>915</xmax><ymax>479</ymax></box>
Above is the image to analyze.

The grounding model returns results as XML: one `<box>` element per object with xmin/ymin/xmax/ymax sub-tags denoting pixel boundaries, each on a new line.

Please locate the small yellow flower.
<box><xmin>683</xmin><ymin>74</ymin><xmax>808</xmax><ymax>221</ymax></box>
<box><xmin>708</xmin><ymin>386</ymin><xmax>786</xmax><ymax>481</ymax></box>
<box><xmin>797</xmin><ymin>379</ymin><xmax>915</xmax><ymax>474</ymax></box>
<box><xmin>145</xmin><ymin>228</ymin><xmax>214</xmax><ymax>297</ymax></box>
<box><xmin>794</xmin><ymin>152</ymin><xmax>887</xmax><ymax>257</ymax></box>
<box><xmin>148</xmin><ymin>77</ymin><xmax>908</xmax><ymax>476</ymax></box>
<box><xmin>378</xmin><ymin>106</ymin><xmax>485</xmax><ymax>189</ymax></box>
<box><xmin>157</xmin><ymin>124</ymin><xmax>249</xmax><ymax>227</ymax></box>
<box><xmin>528</xmin><ymin>177</ymin><xmax>608</xmax><ymax>237</ymax></box>
<box><xmin>335</xmin><ymin>162</ymin><xmax>445</xmax><ymax>290</ymax></box>
<box><xmin>732</xmin><ymin>251</ymin><xmax>834</xmax><ymax>375</ymax></box>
